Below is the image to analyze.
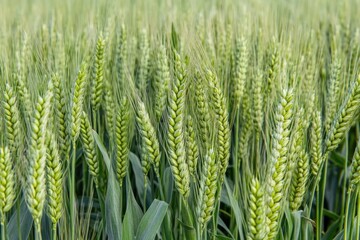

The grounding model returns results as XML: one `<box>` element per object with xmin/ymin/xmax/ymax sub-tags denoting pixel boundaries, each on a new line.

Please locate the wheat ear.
<box><xmin>46</xmin><ymin>132</ymin><xmax>63</xmax><ymax>227</ymax></box>
<box><xmin>185</xmin><ymin>115</ymin><xmax>199</xmax><ymax>179</ymax></box>
<box><xmin>207</xmin><ymin>69</ymin><xmax>231</xmax><ymax>179</ymax></box>
<box><xmin>115</xmin><ymin>97</ymin><xmax>131</xmax><ymax>187</ymax></box>
<box><xmin>248</xmin><ymin>177</ymin><xmax>266</xmax><ymax>240</ymax></box>
<box><xmin>136</xmin><ymin>100</ymin><xmax>161</xmax><ymax>177</ymax></box>
<box><xmin>91</xmin><ymin>33</ymin><xmax>105</xmax><ymax>111</ymax></box>
<box><xmin>153</xmin><ymin>44</ymin><xmax>171</xmax><ymax>121</ymax></box>
<box><xmin>52</xmin><ymin>73</ymin><xmax>70</xmax><ymax>156</ymax></box>
<box><xmin>70</xmin><ymin>62</ymin><xmax>88</xmax><ymax>143</ymax></box>
<box><xmin>325</xmin><ymin>73</ymin><xmax>360</xmax><ymax>153</ymax></box>
<box><xmin>26</xmin><ymin>85</ymin><xmax>53</xmax><ymax>230</ymax></box>
<box><xmin>0</xmin><ymin>147</ymin><xmax>15</xmax><ymax>219</ymax></box>
<box><xmin>311</xmin><ymin>110</ymin><xmax>323</xmax><ymax>176</ymax></box>
<box><xmin>197</xmin><ymin>149</ymin><xmax>218</xmax><ymax>229</ymax></box>
<box><xmin>266</xmin><ymin>88</ymin><xmax>293</xmax><ymax>240</ymax></box>
<box><xmin>166</xmin><ymin>49</ymin><xmax>190</xmax><ymax>198</ymax></box>
<box><xmin>80</xmin><ymin>112</ymin><xmax>100</xmax><ymax>188</ymax></box>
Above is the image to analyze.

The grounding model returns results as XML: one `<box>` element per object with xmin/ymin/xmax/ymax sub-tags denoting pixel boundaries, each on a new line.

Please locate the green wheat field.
<box><xmin>0</xmin><ymin>0</ymin><xmax>360</xmax><ymax>239</ymax></box>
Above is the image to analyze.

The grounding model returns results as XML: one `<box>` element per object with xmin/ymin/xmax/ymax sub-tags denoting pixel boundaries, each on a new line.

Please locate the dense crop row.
<box><xmin>0</xmin><ymin>0</ymin><xmax>360</xmax><ymax>239</ymax></box>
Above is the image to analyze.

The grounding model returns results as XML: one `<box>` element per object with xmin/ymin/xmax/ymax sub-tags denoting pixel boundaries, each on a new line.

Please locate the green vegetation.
<box><xmin>0</xmin><ymin>0</ymin><xmax>360</xmax><ymax>239</ymax></box>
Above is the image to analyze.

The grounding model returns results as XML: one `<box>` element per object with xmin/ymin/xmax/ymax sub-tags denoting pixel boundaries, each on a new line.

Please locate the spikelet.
<box><xmin>91</xmin><ymin>33</ymin><xmax>105</xmax><ymax>111</ymax></box>
<box><xmin>207</xmin><ymin>70</ymin><xmax>230</xmax><ymax>179</ymax></box>
<box><xmin>52</xmin><ymin>74</ymin><xmax>69</xmax><ymax>156</ymax></box>
<box><xmin>195</xmin><ymin>72</ymin><xmax>211</xmax><ymax>152</ymax></box>
<box><xmin>185</xmin><ymin>115</ymin><xmax>199</xmax><ymax>178</ymax></box>
<box><xmin>80</xmin><ymin>112</ymin><xmax>100</xmax><ymax>188</ymax></box>
<box><xmin>26</xmin><ymin>85</ymin><xmax>53</xmax><ymax>229</ymax></box>
<box><xmin>289</xmin><ymin>150</ymin><xmax>309</xmax><ymax>211</ymax></box>
<box><xmin>152</xmin><ymin>45</ymin><xmax>171</xmax><ymax>121</ymax></box>
<box><xmin>197</xmin><ymin>149</ymin><xmax>218</xmax><ymax>229</ymax></box>
<box><xmin>3</xmin><ymin>83</ymin><xmax>22</xmax><ymax>155</ymax></box>
<box><xmin>248</xmin><ymin>177</ymin><xmax>266</xmax><ymax>240</ymax></box>
<box><xmin>46</xmin><ymin>132</ymin><xmax>63</xmax><ymax>226</ymax></box>
<box><xmin>115</xmin><ymin>97</ymin><xmax>130</xmax><ymax>187</ymax></box>
<box><xmin>311</xmin><ymin>110</ymin><xmax>323</xmax><ymax>176</ymax></box>
<box><xmin>0</xmin><ymin>147</ymin><xmax>15</xmax><ymax>217</ymax></box>
<box><xmin>136</xmin><ymin>100</ymin><xmax>161</xmax><ymax>177</ymax></box>
<box><xmin>266</xmin><ymin>88</ymin><xmax>293</xmax><ymax>240</ymax></box>
<box><xmin>231</xmin><ymin>37</ymin><xmax>248</xmax><ymax>111</ymax></box>
<box><xmin>70</xmin><ymin>62</ymin><xmax>88</xmax><ymax>143</ymax></box>
<box><xmin>166</xmin><ymin>50</ymin><xmax>190</xmax><ymax>198</ymax></box>
<box><xmin>326</xmin><ymin>73</ymin><xmax>360</xmax><ymax>153</ymax></box>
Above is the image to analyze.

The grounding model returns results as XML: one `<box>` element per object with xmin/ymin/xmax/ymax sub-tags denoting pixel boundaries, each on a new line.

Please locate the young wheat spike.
<box><xmin>91</xmin><ymin>33</ymin><xmax>105</xmax><ymax>111</ymax></box>
<box><xmin>136</xmin><ymin>29</ymin><xmax>150</xmax><ymax>98</ymax></box>
<box><xmin>311</xmin><ymin>110</ymin><xmax>323</xmax><ymax>176</ymax></box>
<box><xmin>46</xmin><ymin>132</ymin><xmax>63</xmax><ymax>227</ymax></box>
<box><xmin>195</xmin><ymin>72</ymin><xmax>211</xmax><ymax>152</ymax></box>
<box><xmin>286</xmin><ymin>108</ymin><xmax>304</xmax><ymax>193</ymax></box>
<box><xmin>116</xmin><ymin>24</ymin><xmax>127</xmax><ymax>85</ymax></box>
<box><xmin>0</xmin><ymin>147</ymin><xmax>15</xmax><ymax>219</ymax></box>
<box><xmin>238</xmin><ymin>93</ymin><xmax>252</xmax><ymax>166</ymax></box>
<box><xmin>231</xmin><ymin>37</ymin><xmax>248</xmax><ymax>111</ymax></box>
<box><xmin>207</xmin><ymin>69</ymin><xmax>231</xmax><ymax>179</ymax></box>
<box><xmin>3</xmin><ymin>83</ymin><xmax>22</xmax><ymax>155</ymax></box>
<box><xmin>248</xmin><ymin>177</ymin><xmax>266</xmax><ymax>240</ymax></box>
<box><xmin>80</xmin><ymin>112</ymin><xmax>100</xmax><ymax>188</ymax></box>
<box><xmin>325</xmin><ymin>59</ymin><xmax>342</xmax><ymax>132</ymax></box>
<box><xmin>289</xmin><ymin>150</ymin><xmax>310</xmax><ymax>211</ymax></box>
<box><xmin>52</xmin><ymin>73</ymin><xmax>69</xmax><ymax>156</ymax></box>
<box><xmin>166</xmin><ymin>49</ymin><xmax>190</xmax><ymax>198</ymax></box>
<box><xmin>136</xmin><ymin>100</ymin><xmax>161</xmax><ymax>177</ymax></box>
<box><xmin>153</xmin><ymin>44</ymin><xmax>171</xmax><ymax>122</ymax></box>
<box><xmin>253</xmin><ymin>70</ymin><xmax>264</xmax><ymax>134</ymax></box>
<box><xmin>349</xmin><ymin>137</ymin><xmax>360</xmax><ymax>190</ymax></box>
<box><xmin>70</xmin><ymin>62</ymin><xmax>88</xmax><ymax>143</ymax></box>
<box><xmin>266</xmin><ymin>88</ymin><xmax>294</xmax><ymax>240</ymax></box>
<box><xmin>325</xmin><ymin>73</ymin><xmax>360</xmax><ymax>153</ymax></box>
<box><xmin>115</xmin><ymin>97</ymin><xmax>131</xmax><ymax>187</ymax></box>
<box><xmin>197</xmin><ymin>149</ymin><xmax>218</xmax><ymax>229</ymax></box>
<box><xmin>26</xmin><ymin>85</ymin><xmax>53</xmax><ymax>230</ymax></box>
<box><xmin>266</xmin><ymin>47</ymin><xmax>279</xmax><ymax>97</ymax></box>
<box><xmin>15</xmin><ymin>36</ymin><xmax>32</xmax><ymax>116</ymax></box>
<box><xmin>185</xmin><ymin>115</ymin><xmax>199</xmax><ymax>179</ymax></box>
<box><xmin>104</xmin><ymin>81</ymin><xmax>116</xmax><ymax>142</ymax></box>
